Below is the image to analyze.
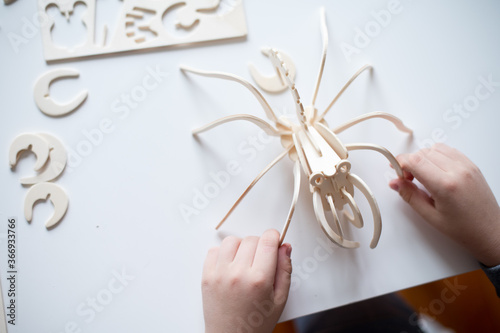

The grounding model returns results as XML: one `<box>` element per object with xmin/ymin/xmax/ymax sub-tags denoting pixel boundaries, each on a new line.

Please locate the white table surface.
<box><xmin>1</xmin><ymin>0</ymin><xmax>499</xmax><ymax>332</ymax></box>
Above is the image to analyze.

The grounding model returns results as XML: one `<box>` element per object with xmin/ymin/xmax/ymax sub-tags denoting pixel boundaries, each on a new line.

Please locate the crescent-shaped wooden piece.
<box><xmin>9</xmin><ymin>133</ymin><xmax>51</xmax><ymax>172</ymax></box>
<box><xmin>19</xmin><ymin>133</ymin><xmax>67</xmax><ymax>185</ymax></box>
<box><xmin>248</xmin><ymin>48</ymin><xmax>297</xmax><ymax>93</ymax></box>
<box><xmin>10</xmin><ymin>133</ymin><xmax>67</xmax><ymax>185</ymax></box>
<box><xmin>24</xmin><ymin>182</ymin><xmax>69</xmax><ymax>229</ymax></box>
<box><xmin>34</xmin><ymin>68</ymin><xmax>88</xmax><ymax>117</ymax></box>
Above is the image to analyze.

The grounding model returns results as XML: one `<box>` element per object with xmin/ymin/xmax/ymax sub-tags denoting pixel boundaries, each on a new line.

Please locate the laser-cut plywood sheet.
<box><xmin>38</xmin><ymin>0</ymin><xmax>248</xmax><ymax>62</ymax></box>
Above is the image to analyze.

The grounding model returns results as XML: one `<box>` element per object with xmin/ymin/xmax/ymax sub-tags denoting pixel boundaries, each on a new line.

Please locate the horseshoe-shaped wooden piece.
<box><xmin>24</xmin><ymin>182</ymin><xmax>69</xmax><ymax>228</ymax></box>
<box><xmin>248</xmin><ymin>48</ymin><xmax>297</xmax><ymax>93</ymax></box>
<box><xmin>20</xmin><ymin>133</ymin><xmax>67</xmax><ymax>185</ymax></box>
<box><xmin>34</xmin><ymin>68</ymin><xmax>88</xmax><ymax>117</ymax></box>
<box><xmin>9</xmin><ymin>133</ymin><xmax>67</xmax><ymax>185</ymax></box>
<box><xmin>9</xmin><ymin>133</ymin><xmax>51</xmax><ymax>172</ymax></box>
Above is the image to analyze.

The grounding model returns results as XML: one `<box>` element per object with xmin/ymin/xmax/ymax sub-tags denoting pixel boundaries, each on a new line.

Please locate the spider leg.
<box><xmin>193</xmin><ymin>114</ymin><xmax>289</xmax><ymax>137</ymax></box>
<box><xmin>340</xmin><ymin>187</ymin><xmax>364</xmax><ymax>228</ymax></box>
<box><xmin>342</xmin><ymin>209</ymin><xmax>356</xmax><ymax>226</ymax></box>
<box><xmin>347</xmin><ymin>173</ymin><xmax>382</xmax><ymax>249</ymax></box>
<box><xmin>319</xmin><ymin>64</ymin><xmax>372</xmax><ymax>121</ymax></box>
<box><xmin>311</xmin><ymin>7</ymin><xmax>328</xmax><ymax>106</ymax></box>
<box><xmin>332</xmin><ymin>112</ymin><xmax>413</xmax><ymax>135</ymax></box>
<box><xmin>279</xmin><ymin>160</ymin><xmax>301</xmax><ymax>245</ymax></box>
<box><xmin>216</xmin><ymin>145</ymin><xmax>293</xmax><ymax>230</ymax></box>
<box><xmin>345</xmin><ymin>143</ymin><xmax>404</xmax><ymax>178</ymax></box>
<box><xmin>180</xmin><ymin>65</ymin><xmax>281</xmax><ymax>124</ymax></box>
<box><xmin>313</xmin><ymin>189</ymin><xmax>359</xmax><ymax>249</ymax></box>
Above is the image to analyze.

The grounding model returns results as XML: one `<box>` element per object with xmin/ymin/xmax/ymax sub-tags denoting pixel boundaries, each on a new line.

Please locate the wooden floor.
<box><xmin>273</xmin><ymin>269</ymin><xmax>500</xmax><ymax>333</ymax></box>
<box><xmin>398</xmin><ymin>269</ymin><xmax>500</xmax><ymax>333</ymax></box>
<box><xmin>273</xmin><ymin>320</ymin><xmax>296</xmax><ymax>333</ymax></box>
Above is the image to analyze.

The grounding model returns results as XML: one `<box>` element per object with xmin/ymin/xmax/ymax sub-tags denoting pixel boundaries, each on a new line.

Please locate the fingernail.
<box><xmin>286</xmin><ymin>244</ymin><xmax>292</xmax><ymax>258</ymax></box>
<box><xmin>389</xmin><ymin>182</ymin><xmax>399</xmax><ymax>192</ymax></box>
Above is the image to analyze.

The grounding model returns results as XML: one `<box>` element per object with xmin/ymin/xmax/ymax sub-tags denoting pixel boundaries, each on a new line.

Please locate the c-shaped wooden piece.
<box><xmin>9</xmin><ymin>133</ymin><xmax>67</xmax><ymax>185</ymax></box>
<box><xmin>9</xmin><ymin>133</ymin><xmax>51</xmax><ymax>172</ymax></box>
<box><xmin>248</xmin><ymin>48</ymin><xmax>297</xmax><ymax>93</ymax></box>
<box><xmin>24</xmin><ymin>182</ymin><xmax>69</xmax><ymax>229</ymax></box>
<box><xmin>34</xmin><ymin>68</ymin><xmax>88</xmax><ymax>117</ymax></box>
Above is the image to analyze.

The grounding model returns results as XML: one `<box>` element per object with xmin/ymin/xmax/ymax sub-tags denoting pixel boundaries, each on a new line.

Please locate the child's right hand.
<box><xmin>389</xmin><ymin>143</ymin><xmax>500</xmax><ymax>267</ymax></box>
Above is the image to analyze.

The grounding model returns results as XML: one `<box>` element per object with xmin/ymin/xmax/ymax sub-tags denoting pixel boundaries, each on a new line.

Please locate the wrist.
<box><xmin>475</xmin><ymin>247</ymin><xmax>500</xmax><ymax>268</ymax></box>
<box><xmin>473</xmin><ymin>210</ymin><xmax>500</xmax><ymax>267</ymax></box>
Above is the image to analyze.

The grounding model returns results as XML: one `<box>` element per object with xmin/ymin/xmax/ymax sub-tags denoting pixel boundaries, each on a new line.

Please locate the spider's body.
<box><xmin>181</xmin><ymin>8</ymin><xmax>412</xmax><ymax>248</ymax></box>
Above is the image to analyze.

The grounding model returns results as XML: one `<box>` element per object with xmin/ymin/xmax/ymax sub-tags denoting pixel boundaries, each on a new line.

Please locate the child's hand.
<box><xmin>202</xmin><ymin>229</ymin><xmax>292</xmax><ymax>333</ymax></box>
<box><xmin>389</xmin><ymin>143</ymin><xmax>500</xmax><ymax>267</ymax></box>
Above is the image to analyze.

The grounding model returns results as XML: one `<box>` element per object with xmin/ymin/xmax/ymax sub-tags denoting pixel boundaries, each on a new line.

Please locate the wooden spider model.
<box><xmin>180</xmin><ymin>8</ymin><xmax>412</xmax><ymax>249</ymax></box>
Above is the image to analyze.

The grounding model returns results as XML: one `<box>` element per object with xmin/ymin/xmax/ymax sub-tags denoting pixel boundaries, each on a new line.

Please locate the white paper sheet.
<box><xmin>1</xmin><ymin>0</ymin><xmax>499</xmax><ymax>332</ymax></box>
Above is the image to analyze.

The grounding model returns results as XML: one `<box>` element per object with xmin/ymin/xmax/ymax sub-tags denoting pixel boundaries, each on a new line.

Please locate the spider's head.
<box><xmin>309</xmin><ymin>160</ymin><xmax>355</xmax><ymax>211</ymax></box>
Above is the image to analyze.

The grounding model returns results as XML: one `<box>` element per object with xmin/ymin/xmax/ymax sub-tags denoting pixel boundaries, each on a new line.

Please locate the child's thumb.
<box><xmin>274</xmin><ymin>244</ymin><xmax>292</xmax><ymax>306</ymax></box>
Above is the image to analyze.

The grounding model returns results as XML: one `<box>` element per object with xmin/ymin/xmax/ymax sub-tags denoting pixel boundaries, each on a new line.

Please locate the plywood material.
<box><xmin>38</xmin><ymin>0</ymin><xmax>248</xmax><ymax>62</ymax></box>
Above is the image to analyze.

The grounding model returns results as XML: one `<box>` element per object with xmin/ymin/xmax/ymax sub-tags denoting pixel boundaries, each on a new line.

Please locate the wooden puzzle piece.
<box><xmin>9</xmin><ymin>133</ymin><xmax>51</xmax><ymax>172</ymax></box>
<box><xmin>248</xmin><ymin>47</ymin><xmax>297</xmax><ymax>93</ymax></box>
<box><xmin>24</xmin><ymin>182</ymin><xmax>69</xmax><ymax>228</ymax></box>
<box><xmin>34</xmin><ymin>68</ymin><xmax>88</xmax><ymax>117</ymax></box>
<box><xmin>9</xmin><ymin>133</ymin><xmax>67</xmax><ymax>185</ymax></box>
<box><xmin>9</xmin><ymin>133</ymin><xmax>69</xmax><ymax>229</ymax></box>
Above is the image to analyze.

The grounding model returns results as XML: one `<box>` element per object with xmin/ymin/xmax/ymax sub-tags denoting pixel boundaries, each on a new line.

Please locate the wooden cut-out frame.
<box><xmin>38</xmin><ymin>0</ymin><xmax>248</xmax><ymax>62</ymax></box>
